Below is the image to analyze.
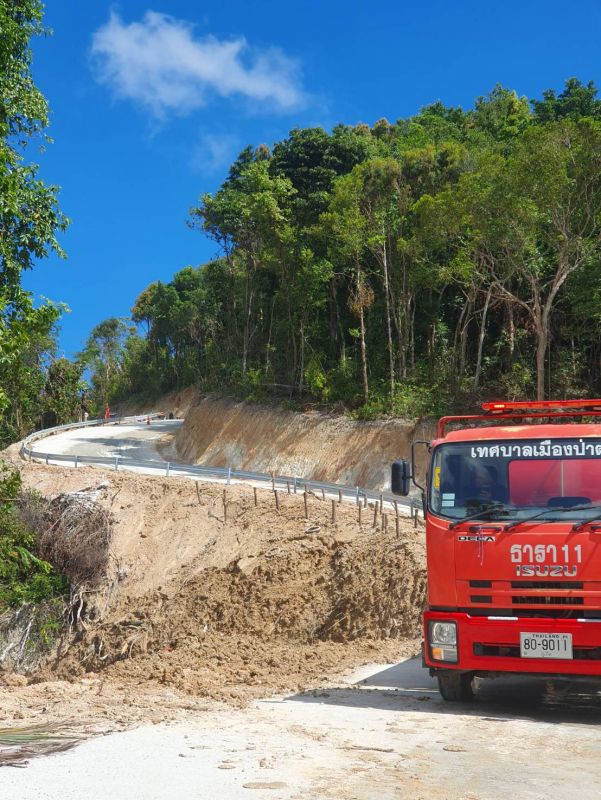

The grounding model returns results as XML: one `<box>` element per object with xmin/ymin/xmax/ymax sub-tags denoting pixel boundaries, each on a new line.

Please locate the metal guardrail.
<box><xmin>20</xmin><ymin>415</ymin><xmax>420</xmax><ymax>516</ymax></box>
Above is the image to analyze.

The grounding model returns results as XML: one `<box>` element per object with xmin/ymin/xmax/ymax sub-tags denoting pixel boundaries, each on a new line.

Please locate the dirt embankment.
<box><xmin>0</xmin><ymin>460</ymin><xmax>426</xmax><ymax>726</ymax></box>
<box><xmin>155</xmin><ymin>391</ymin><xmax>434</xmax><ymax>490</ymax></box>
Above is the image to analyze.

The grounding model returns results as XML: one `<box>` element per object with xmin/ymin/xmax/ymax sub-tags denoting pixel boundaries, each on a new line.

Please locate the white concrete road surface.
<box><xmin>29</xmin><ymin>419</ymin><xmax>182</xmax><ymax>471</ymax></box>
<box><xmin>3</xmin><ymin>658</ymin><xmax>601</xmax><ymax>800</ymax></box>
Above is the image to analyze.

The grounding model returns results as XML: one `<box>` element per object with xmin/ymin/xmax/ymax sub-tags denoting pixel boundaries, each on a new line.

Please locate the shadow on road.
<box><xmin>287</xmin><ymin>656</ymin><xmax>601</xmax><ymax>726</ymax></box>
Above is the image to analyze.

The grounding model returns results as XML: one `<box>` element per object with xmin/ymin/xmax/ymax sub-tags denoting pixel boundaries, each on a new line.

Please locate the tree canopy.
<box><xmin>86</xmin><ymin>77</ymin><xmax>601</xmax><ymax>418</ymax></box>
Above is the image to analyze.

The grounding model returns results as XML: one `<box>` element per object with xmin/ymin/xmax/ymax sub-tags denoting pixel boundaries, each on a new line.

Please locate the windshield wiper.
<box><xmin>504</xmin><ymin>504</ymin><xmax>601</xmax><ymax>532</ymax></box>
<box><xmin>448</xmin><ymin>503</ymin><xmax>509</xmax><ymax>530</ymax></box>
<box><xmin>572</xmin><ymin>511</ymin><xmax>601</xmax><ymax>532</ymax></box>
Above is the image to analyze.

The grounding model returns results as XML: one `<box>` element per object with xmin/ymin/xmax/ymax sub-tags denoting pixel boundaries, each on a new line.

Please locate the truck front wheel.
<box><xmin>437</xmin><ymin>671</ymin><xmax>475</xmax><ymax>702</ymax></box>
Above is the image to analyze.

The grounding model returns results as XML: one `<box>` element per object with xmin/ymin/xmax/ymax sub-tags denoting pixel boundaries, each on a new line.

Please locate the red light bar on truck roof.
<box><xmin>436</xmin><ymin>399</ymin><xmax>601</xmax><ymax>438</ymax></box>
<box><xmin>481</xmin><ymin>400</ymin><xmax>601</xmax><ymax>414</ymax></box>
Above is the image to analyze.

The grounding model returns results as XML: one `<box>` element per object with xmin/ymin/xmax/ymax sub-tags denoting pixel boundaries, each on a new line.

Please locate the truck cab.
<box><xmin>392</xmin><ymin>400</ymin><xmax>601</xmax><ymax>701</ymax></box>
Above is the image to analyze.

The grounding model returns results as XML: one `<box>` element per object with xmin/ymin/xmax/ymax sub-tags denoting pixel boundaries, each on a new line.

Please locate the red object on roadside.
<box><xmin>104</xmin><ymin>404</ymin><xmax>110</xmax><ymax>420</ymax></box>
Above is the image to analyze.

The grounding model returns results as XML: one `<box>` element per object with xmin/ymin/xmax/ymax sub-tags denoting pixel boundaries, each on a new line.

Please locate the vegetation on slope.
<box><xmin>85</xmin><ymin>80</ymin><xmax>601</xmax><ymax>418</ymax></box>
<box><xmin>0</xmin><ymin>464</ymin><xmax>66</xmax><ymax>609</ymax></box>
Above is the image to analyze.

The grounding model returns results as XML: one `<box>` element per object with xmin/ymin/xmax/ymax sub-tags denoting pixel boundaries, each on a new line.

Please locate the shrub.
<box><xmin>0</xmin><ymin>463</ymin><xmax>68</xmax><ymax>610</ymax></box>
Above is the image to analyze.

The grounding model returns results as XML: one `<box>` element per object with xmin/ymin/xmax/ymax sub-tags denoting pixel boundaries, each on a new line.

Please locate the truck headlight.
<box><xmin>428</xmin><ymin>620</ymin><xmax>458</xmax><ymax>663</ymax></box>
<box><xmin>430</xmin><ymin>621</ymin><xmax>457</xmax><ymax>646</ymax></box>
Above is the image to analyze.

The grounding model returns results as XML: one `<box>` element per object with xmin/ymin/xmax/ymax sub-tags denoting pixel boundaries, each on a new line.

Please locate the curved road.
<box><xmin>30</xmin><ymin>418</ymin><xmax>181</xmax><ymax>468</ymax></box>
<box><xmin>27</xmin><ymin>417</ymin><xmax>417</xmax><ymax>515</ymax></box>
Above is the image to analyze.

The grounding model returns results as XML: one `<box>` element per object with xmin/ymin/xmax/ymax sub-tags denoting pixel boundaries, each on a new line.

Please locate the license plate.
<box><xmin>520</xmin><ymin>632</ymin><xmax>573</xmax><ymax>659</ymax></box>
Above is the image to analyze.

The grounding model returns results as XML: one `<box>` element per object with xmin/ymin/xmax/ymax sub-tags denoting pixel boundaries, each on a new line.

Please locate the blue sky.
<box><xmin>24</xmin><ymin>0</ymin><xmax>601</xmax><ymax>357</ymax></box>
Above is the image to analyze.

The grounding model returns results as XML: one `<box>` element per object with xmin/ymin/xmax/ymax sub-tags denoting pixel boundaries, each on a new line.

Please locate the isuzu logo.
<box><xmin>510</xmin><ymin>543</ymin><xmax>582</xmax><ymax>577</ymax></box>
<box><xmin>515</xmin><ymin>564</ymin><xmax>578</xmax><ymax>577</ymax></box>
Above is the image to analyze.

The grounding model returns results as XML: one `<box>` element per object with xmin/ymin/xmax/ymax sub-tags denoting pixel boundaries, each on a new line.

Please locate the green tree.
<box><xmin>43</xmin><ymin>357</ymin><xmax>85</xmax><ymax>425</ymax></box>
<box><xmin>79</xmin><ymin>318</ymin><xmax>131</xmax><ymax>411</ymax></box>
<box><xmin>190</xmin><ymin>159</ymin><xmax>295</xmax><ymax>375</ymax></box>
<box><xmin>532</xmin><ymin>78</ymin><xmax>601</xmax><ymax>123</ymax></box>
<box><xmin>0</xmin><ymin>0</ymin><xmax>68</xmax><ymax>443</ymax></box>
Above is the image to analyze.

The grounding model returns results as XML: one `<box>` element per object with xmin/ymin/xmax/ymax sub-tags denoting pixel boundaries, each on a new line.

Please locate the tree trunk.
<box><xmin>264</xmin><ymin>295</ymin><xmax>275</xmax><ymax>376</ymax></box>
<box><xmin>356</xmin><ymin>263</ymin><xmax>369</xmax><ymax>403</ymax></box>
<box><xmin>535</xmin><ymin>323</ymin><xmax>547</xmax><ymax>401</ymax></box>
<box><xmin>298</xmin><ymin>318</ymin><xmax>305</xmax><ymax>395</ymax></box>
<box><xmin>359</xmin><ymin>303</ymin><xmax>369</xmax><ymax>403</ymax></box>
<box><xmin>473</xmin><ymin>286</ymin><xmax>492</xmax><ymax>390</ymax></box>
<box><xmin>380</xmin><ymin>234</ymin><xmax>395</xmax><ymax>399</ymax></box>
<box><xmin>242</xmin><ymin>261</ymin><xmax>255</xmax><ymax>375</ymax></box>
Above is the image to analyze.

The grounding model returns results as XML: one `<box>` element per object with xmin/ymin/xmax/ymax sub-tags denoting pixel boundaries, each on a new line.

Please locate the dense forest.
<box><xmin>85</xmin><ymin>79</ymin><xmax>601</xmax><ymax>419</ymax></box>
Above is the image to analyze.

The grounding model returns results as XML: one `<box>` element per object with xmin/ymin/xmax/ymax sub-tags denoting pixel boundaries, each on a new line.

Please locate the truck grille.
<box><xmin>510</xmin><ymin>582</ymin><xmax>583</xmax><ymax>590</ymax></box>
<box><xmin>511</xmin><ymin>595</ymin><xmax>583</xmax><ymax>606</ymax></box>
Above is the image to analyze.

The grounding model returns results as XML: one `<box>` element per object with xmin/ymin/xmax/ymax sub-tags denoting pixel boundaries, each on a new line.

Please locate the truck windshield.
<box><xmin>429</xmin><ymin>437</ymin><xmax>601</xmax><ymax>522</ymax></box>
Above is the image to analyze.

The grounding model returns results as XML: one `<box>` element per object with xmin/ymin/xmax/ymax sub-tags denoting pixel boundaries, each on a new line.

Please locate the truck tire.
<box><xmin>437</xmin><ymin>671</ymin><xmax>475</xmax><ymax>702</ymax></box>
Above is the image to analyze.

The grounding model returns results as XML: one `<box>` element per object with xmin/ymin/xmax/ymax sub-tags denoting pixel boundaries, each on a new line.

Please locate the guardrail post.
<box><xmin>166</xmin><ymin>462</ymin><xmax>170</xmax><ymax>477</ymax></box>
<box><xmin>227</xmin><ymin>467</ymin><xmax>231</xmax><ymax>486</ymax></box>
<box><xmin>355</xmin><ymin>486</ymin><xmax>359</xmax><ymax>505</ymax></box>
<box><xmin>363</xmin><ymin>492</ymin><xmax>368</xmax><ymax>508</ymax></box>
<box><xmin>331</xmin><ymin>499</ymin><xmax>336</xmax><ymax>523</ymax></box>
<box><xmin>114</xmin><ymin>456</ymin><xmax>119</xmax><ymax>471</ymax></box>
<box><xmin>75</xmin><ymin>455</ymin><xmax>79</xmax><ymax>469</ymax></box>
<box><xmin>45</xmin><ymin>454</ymin><xmax>49</xmax><ymax>465</ymax></box>
<box><xmin>293</xmin><ymin>477</ymin><xmax>297</xmax><ymax>494</ymax></box>
<box><xmin>338</xmin><ymin>489</ymin><xmax>342</xmax><ymax>504</ymax></box>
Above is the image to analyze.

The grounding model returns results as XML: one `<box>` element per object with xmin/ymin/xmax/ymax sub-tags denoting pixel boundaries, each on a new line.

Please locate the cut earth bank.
<box><xmin>117</xmin><ymin>387</ymin><xmax>434</xmax><ymax>490</ymax></box>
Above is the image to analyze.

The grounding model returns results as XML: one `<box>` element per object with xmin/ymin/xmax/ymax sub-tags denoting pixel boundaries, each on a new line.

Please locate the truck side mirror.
<box><xmin>391</xmin><ymin>459</ymin><xmax>411</xmax><ymax>496</ymax></box>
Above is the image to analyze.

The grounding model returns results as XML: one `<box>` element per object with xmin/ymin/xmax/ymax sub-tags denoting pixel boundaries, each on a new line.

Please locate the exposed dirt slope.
<box><xmin>0</xmin><ymin>460</ymin><xmax>425</xmax><ymax>723</ymax></box>
<box><xmin>164</xmin><ymin>393</ymin><xmax>434</xmax><ymax>490</ymax></box>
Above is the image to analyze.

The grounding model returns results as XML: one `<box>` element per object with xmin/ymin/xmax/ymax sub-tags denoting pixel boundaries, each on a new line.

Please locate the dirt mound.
<box><xmin>2</xmin><ymin>459</ymin><xmax>425</xmax><ymax>718</ymax></box>
<box><xmin>49</xmin><ymin>529</ymin><xmax>425</xmax><ymax>703</ymax></box>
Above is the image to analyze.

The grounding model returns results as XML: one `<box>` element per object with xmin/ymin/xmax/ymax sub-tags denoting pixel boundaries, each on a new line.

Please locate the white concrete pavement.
<box><xmin>3</xmin><ymin>658</ymin><xmax>601</xmax><ymax>800</ymax></box>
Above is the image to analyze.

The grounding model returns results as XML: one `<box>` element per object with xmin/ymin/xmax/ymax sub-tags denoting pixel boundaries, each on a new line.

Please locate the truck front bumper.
<box><xmin>424</xmin><ymin>610</ymin><xmax>601</xmax><ymax>676</ymax></box>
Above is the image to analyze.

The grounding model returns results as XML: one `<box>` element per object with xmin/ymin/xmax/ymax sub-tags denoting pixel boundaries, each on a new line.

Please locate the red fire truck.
<box><xmin>392</xmin><ymin>400</ymin><xmax>601</xmax><ymax>701</ymax></box>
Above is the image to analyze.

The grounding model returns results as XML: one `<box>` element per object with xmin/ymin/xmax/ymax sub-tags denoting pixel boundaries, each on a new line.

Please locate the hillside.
<box><xmin>118</xmin><ymin>388</ymin><xmax>433</xmax><ymax>490</ymax></box>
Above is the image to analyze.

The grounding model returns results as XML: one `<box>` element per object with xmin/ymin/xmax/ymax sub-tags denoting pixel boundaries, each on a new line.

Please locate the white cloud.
<box><xmin>190</xmin><ymin>132</ymin><xmax>241</xmax><ymax>174</ymax></box>
<box><xmin>90</xmin><ymin>11</ymin><xmax>305</xmax><ymax>117</ymax></box>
